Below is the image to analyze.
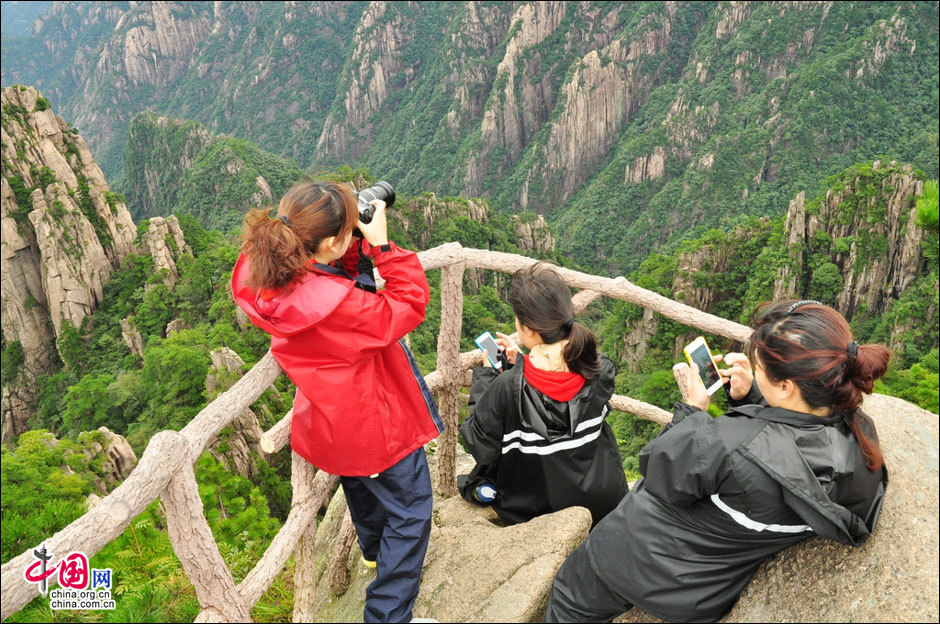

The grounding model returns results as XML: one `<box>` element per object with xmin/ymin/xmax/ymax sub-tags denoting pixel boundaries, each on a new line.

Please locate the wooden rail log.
<box><xmin>289</xmin><ymin>453</ymin><xmax>340</xmax><ymax>622</ymax></box>
<box><xmin>327</xmin><ymin>509</ymin><xmax>358</xmax><ymax>595</ymax></box>
<box><xmin>673</xmin><ymin>363</ymin><xmax>692</xmax><ymax>403</ymax></box>
<box><xmin>0</xmin><ymin>430</ymin><xmax>189</xmax><ymax>620</ymax></box>
<box><xmin>180</xmin><ymin>350</ymin><xmax>282</xmax><ymax>462</ymax></box>
<box><xmin>608</xmin><ymin>394</ymin><xmax>673</xmax><ymax>425</ymax></box>
<box><xmin>427</xmin><ymin>245</ymin><xmax>751</xmax><ymax>343</ymax></box>
<box><xmin>163</xmin><ymin>459</ymin><xmax>251</xmax><ymax>621</ymax></box>
<box><xmin>292</xmin><ymin>514</ymin><xmax>320</xmax><ymax>623</ymax></box>
<box><xmin>260</xmin><ymin>407</ymin><xmax>292</xmax><ymax>454</ymax></box>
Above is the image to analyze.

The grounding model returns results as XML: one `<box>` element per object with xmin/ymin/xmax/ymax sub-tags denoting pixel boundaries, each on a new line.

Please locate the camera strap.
<box><xmin>313</xmin><ymin>262</ymin><xmax>377</xmax><ymax>294</ymax></box>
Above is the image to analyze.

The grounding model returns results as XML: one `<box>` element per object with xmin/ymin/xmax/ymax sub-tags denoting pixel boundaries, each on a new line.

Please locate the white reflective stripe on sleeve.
<box><xmin>502</xmin><ymin>429</ymin><xmax>602</xmax><ymax>456</ymax></box>
<box><xmin>503</xmin><ymin>429</ymin><xmax>545</xmax><ymax>443</ymax></box>
<box><xmin>574</xmin><ymin>409</ymin><xmax>607</xmax><ymax>434</ymax></box>
<box><xmin>710</xmin><ymin>494</ymin><xmax>813</xmax><ymax>534</ymax></box>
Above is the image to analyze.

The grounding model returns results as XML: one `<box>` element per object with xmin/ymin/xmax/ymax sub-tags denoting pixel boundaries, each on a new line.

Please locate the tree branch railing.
<box><xmin>0</xmin><ymin>243</ymin><xmax>752</xmax><ymax>621</ymax></box>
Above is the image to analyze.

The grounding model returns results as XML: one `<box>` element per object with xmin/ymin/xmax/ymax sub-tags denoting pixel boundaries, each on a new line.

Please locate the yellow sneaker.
<box><xmin>360</xmin><ymin>555</ymin><xmax>377</xmax><ymax>569</ymax></box>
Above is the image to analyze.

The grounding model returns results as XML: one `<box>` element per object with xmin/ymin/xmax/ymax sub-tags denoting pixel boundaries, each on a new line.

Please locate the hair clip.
<box><xmin>279</xmin><ymin>215</ymin><xmax>291</xmax><ymax>226</ymax></box>
<box><xmin>786</xmin><ymin>299</ymin><xmax>823</xmax><ymax>314</ymax></box>
<box><xmin>847</xmin><ymin>341</ymin><xmax>860</xmax><ymax>360</ymax></box>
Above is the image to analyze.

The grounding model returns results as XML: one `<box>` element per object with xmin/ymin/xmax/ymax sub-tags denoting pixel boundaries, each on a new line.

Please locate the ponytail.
<box><xmin>242</xmin><ymin>207</ymin><xmax>312</xmax><ymax>290</ymax></box>
<box><xmin>240</xmin><ymin>181</ymin><xmax>358</xmax><ymax>291</ymax></box>
<box><xmin>748</xmin><ymin>300</ymin><xmax>890</xmax><ymax>471</ymax></box>
<box><xmin>509</xmin><ymin>263</ymin><xmax>602</xmax><ymax>380</ymax></box>
<box><xmin>563</xmin><ymin>321</ymin><xmax>602</xmax><ymax>380</ymax></box>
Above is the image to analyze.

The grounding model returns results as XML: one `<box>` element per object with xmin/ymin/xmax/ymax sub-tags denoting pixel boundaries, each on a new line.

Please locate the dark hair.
<box><xmin>241</xmin><ymin>181</ymin><xmax>358</xmax><ymax>290</ymax></box>
<box><xmin>747</xmin><ymin>300</ymin><xmax>890</xmax><ymax>470</ymax></box>
<box><xmin>509</xmin><ymin>263</ymin><xmax>601</xmax><ymax>380</ymax></box>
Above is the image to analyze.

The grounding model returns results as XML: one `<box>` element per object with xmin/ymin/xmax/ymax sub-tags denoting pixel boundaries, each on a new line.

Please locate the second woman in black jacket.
<box><xmin>458</xmin><ymin>263</ymin><xmax>628</xmax><ymax>526</ymax></box>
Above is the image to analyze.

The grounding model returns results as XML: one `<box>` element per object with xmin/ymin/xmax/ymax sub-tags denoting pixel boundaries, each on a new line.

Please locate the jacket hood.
<box><xmin>517</xmin><ymin>355</ymin><xmax>615</xmax><ymax>438</ymax></box>
<box><xmin>731</xmin><ymin>404</ymin><xmax>887</xmax><ymax>545</ymax></box>
<box><xmin>231</xmin><ymin>253</ymin><xmax>354</xmax><ymax>338</ymax></box>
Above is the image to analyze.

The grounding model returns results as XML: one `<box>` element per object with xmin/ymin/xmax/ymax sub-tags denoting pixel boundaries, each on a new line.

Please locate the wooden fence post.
<box><xmin>162</xmin><ymin>459</ymin><xmax>251</xmax><ymax>622</ymax></box>
<box><xmin>291</xmin><ymin>451</ymin><xmax>321</xmax><ymax>622</ymax></box>
<box><xmin>673</xmin><ymin>362</ymin><xmax>691</xmax><ymax>403</ymax></box>
<box><xmin>435</xmin><ymin>261</ymin><xmax>465</xmax><ymax>497</ymax></box>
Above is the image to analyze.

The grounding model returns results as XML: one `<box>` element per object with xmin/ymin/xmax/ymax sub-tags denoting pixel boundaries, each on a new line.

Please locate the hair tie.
<box><xmin>564</xmin><ymin>318</ymin><xmax>575</xmax><ymax>331</ymax></box>
<box><xmin>279</xmin><ymin>215</ymin><xmax>291</xmax><ymax>227</ymax></box>
<box><xmin>787</xmin><ymin>299</ymin><xmax>823</xmax><ymax>314</ymax></box>
<box><xmin>847</xmin><ymin>341</ymin><xmax>860</xmax><ymax>361</ymax></box>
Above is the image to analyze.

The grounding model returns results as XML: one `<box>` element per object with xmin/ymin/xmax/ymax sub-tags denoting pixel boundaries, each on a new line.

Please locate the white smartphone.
<box><xmin>474</xmin><ymin>331</ymin><xmax>503</xmax><ymax>369</ymax></box>
<box><xmin>683</xmin><ymin>336</ymin><xmax>723</xmax><ymax>395</ymax></box>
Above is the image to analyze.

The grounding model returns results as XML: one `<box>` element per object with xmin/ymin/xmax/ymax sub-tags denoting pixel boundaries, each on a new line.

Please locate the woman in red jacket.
<box><xmin>232</xmin><ymin>181</ymin><xmax>442</xmax><ymax>623</ymax></box>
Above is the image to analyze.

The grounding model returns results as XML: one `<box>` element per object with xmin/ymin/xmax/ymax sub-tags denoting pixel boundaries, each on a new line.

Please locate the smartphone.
<box><xmin>474</xmin><ymin>331</ymin><xmax>503</xmax><ymax>370</ymax></box>
<box><xmin>683</xmin><ymin>336</ymin><xmax>723</xmax><ymax>395</ymax></box>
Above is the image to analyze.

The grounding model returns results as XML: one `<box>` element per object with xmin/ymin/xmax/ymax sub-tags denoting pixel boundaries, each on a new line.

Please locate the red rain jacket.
<box><xmin>231</xmin><ymin>241</ymin><xmax>442</xmax><ymax>476</ymax></box>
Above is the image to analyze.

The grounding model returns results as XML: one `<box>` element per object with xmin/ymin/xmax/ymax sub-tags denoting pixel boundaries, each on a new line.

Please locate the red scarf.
<box><xmin>522</xmin><ymin>355</ymin><xmax>586</xmax><ymax>402</ymax></box>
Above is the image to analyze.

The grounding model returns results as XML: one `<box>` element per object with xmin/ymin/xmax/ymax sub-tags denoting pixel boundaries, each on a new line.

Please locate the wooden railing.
<box><xmin>0</xmin><ymin>243</ymin><xmax>752</xmax><ymax>621</ymax></box>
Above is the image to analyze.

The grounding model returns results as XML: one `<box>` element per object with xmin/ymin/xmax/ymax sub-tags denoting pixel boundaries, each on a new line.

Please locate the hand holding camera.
<box><xmin>355</xmin><ymin>181</ymin><xmax>395</xmax><ymax>246</ymax></box>
<box><xmin>357</xmin><ymin>199</ymin><xmax>389</xmax><ymax>247</ymax></box>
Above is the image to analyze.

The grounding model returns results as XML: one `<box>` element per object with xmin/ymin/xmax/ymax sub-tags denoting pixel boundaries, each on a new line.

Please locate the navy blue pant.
<box><xmin>341</xmin><ymin>447</ymin><xmax>433</xmax><ymax>623</ymax></box>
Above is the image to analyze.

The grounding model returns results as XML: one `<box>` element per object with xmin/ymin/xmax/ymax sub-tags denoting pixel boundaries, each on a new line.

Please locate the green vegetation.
<box><xmin>916</xmin><ymin>179</ymin><xmax>939</xmax><ymax>260</ymax></box>
<box><xmin>3</xmin><ymin>436</ymin><xmax>286</xmax><ymax>622</ymax></box>
<box><xmin>2</xmin><ymin>430</ymin><xmax>110</xmax><ymax>564</ymax></box>
<box><xmin>1</xmin><ymin>340</ymin><xmax>25</xmax><ymax>386</ymax></box>
<box><xmin>876</xmin><ymin>349</ymin><xmax>939</xmax><ymax>413</ymax></box>
<box><xmin>175</xmin><ymin>137</ymin><xmax>306</xmax><ymax>232</ymax></box>
<box><xmin>118</xmin><ymin>113</ymin><xmax>306</xmax><ymax>231</ymax></box>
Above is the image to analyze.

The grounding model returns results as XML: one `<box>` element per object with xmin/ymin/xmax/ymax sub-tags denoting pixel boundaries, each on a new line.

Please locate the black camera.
<box><xmin>357</xmin><ymin>181</ymin><xmax>396</xmax><ymax>224</ymax></box>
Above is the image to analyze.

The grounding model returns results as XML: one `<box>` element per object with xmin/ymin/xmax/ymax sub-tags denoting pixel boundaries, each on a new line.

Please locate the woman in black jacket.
<box><xmin>458</xmin><ymin>263</ymin><xmax>628</xmax><ymax>526</ymax></box>
<box><xmin>545</xmin><ymin>300</ymin><xmax>890</xmax><ymax>623</ymax></box>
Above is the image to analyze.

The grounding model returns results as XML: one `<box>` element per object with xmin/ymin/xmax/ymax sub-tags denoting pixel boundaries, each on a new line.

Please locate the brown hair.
<box><xmin>509</xmin><ymin>263</ymin><xmax>602</xmax><ymax>380</ymax></box>
<box><xmin>747</xmin><ymin>300</ymin><xmax>890</xmax><ymax>471</ymax></box>
<box><xmin>241</xmin><ymin>181</ymin><xmax>358</xmax><ymax>291</ymax></box>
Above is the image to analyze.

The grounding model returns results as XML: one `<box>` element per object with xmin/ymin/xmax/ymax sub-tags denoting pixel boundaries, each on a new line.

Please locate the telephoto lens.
<box><xmin>356</xmin><ymin>181</ymin><xmax>396</xmax><ymax>224</ymax></box>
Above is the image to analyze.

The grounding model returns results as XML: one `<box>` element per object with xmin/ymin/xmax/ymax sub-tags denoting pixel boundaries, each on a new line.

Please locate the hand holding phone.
<box><xmin>494</xmin><ymin>332</ymin><xmax>519</xmax><ymax>366</ymax></box>
<box><xmin>475</xmin><ymin>332</ymin><xmax>504</xmax><ymax>370</ymax></box>
<box><xmin>716</xmin><ymin>352</ymin><xmax>754</xmax><ymax>400</ymax></box>
<box><xmin>683</xmin><ymin>336</ymin><xmax>723</xmax><ymax>396</ymax></box>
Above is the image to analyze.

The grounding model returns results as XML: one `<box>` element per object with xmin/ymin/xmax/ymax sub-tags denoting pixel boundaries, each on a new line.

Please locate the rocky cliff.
<box><xmin>505</xmin><ymin>3</ymin><xmax>684</xmax><ymax>213</ymax></box>
<box><xmin>774</xmin><ymin>160</ymin><xmax>925</xmax><ymax>321</ymax></box>
<box><xmin>616</xmin><ymin>161</ymin><xmax>936</xmax><ymax>369</ymax></box>
<box><xmin>118</xmin><ymin>111</ymin><xmax>305</xmax><ymax>231</ymax></box>
<box><xmin>3</xmin><ymin>2</ymin><xmax>935</xmax><ymax>274</ymax></box>
<box><xmin>1</xmin><ymin>85</ymin><xmax>137</xmax><ymax>439</ymax></box>
<box><xmin>2</xmin><ymin>1</ymin><xmax>366</xmax><ymax>176</ymax></box>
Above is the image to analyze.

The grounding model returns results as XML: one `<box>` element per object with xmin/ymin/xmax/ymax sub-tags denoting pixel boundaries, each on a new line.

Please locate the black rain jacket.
<box><xmin>458</xmin><ymin>355</ymin><xmax>628</xmax><ymax>526</ymax></box>
<box><xmin>576</xmin><ymin>386</ymin><xmax>888</xmax><ymax>622</ymax></box>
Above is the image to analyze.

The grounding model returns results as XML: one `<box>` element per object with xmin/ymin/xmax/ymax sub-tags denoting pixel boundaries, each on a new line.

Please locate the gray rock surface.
<box><xmin>204</xmin><ymin>347</ymin><xmax>268</xmax><ymax>478</ymax></box>
<box><xmin>1</xmin><ymin>85</ymin><xmax>136</xmax><ymax>438</ymax></box>
<box><xmin>620</xmin><ymin>393</ymin><xmax>939</xmax><ymax>623</ymax></box>
<box><xmin>309</xmin><ymin>445</ymin><xmax>593</xmax><ymax>622</ymax></box>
